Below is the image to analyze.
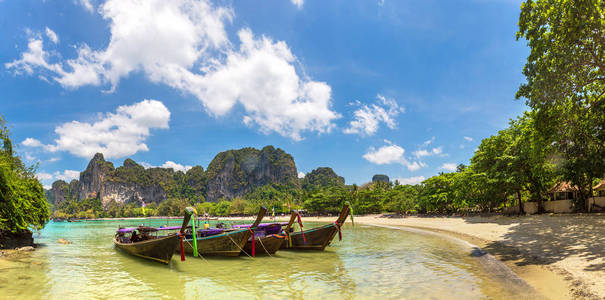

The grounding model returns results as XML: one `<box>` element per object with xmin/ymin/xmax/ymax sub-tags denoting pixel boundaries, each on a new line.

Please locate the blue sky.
<box><xmin>0</xmin><ymin>0</ymin><xmax>528</xmax><ymax>188</ymax></box>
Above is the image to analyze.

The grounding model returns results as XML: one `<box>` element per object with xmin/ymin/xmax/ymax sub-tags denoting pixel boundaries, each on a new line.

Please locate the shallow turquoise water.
<box><xmin>0</xmin><ymin>219</ymin><xmax>529</xmax><ymax>299</ymax></box>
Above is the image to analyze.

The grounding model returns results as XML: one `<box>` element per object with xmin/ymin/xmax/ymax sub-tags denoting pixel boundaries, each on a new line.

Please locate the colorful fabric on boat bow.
<box><xmin>296</xmin><ymin>211</ymin><xmax>306</xmax><ymax>244</ymax></box>
<box><xmin>334</xmin><ymin>221</ymin><xmax>342</xmax><ymax>241</ymax></box>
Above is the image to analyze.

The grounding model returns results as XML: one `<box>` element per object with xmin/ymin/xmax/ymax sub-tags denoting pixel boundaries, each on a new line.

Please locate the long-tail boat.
<box><xmin>232</xmin><ymin>211</ymin><xmax>298</xmax><ymax>255</ymax></box>
<box><xmin>281</xmin><ymin>204</ymin><xmax>350</xmax><ymax>251</ymax></box>
<box><xmin>181</xmin><ymin>206</ymin><xmax>267</xmax><ymax>257</ymax></box>
<box><xmin>113</xmin><ymin>208</ymin><xmax>193</xmax><ymax>264</ymax></box>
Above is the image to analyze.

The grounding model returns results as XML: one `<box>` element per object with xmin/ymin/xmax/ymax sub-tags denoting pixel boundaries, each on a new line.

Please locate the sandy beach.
<box><xmin>260</xmin><ymin>213</ymin><xmax>604</xmax><ymax>299</ymax></box>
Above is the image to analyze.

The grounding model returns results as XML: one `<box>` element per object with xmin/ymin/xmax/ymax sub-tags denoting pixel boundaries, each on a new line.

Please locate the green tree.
<box><xmin>516</xmin><ymin>0</ymin><xmax>605</xmax><ymax>210</ymax></box>
<box><xmin>0</xmin><ymin>117</ymin><xmax>50</xmax><ymax>232</ymax></box>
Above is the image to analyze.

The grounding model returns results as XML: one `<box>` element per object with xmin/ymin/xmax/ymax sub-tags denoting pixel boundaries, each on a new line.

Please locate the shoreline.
<box><xmin>298</xmin><ymin>214</ymin><xmax>603</xmax><ymax>300</ymax></box>
<box><xmin>39</xmin><ymin>213</ymin><xmax>605</xmax><ymax>299</ymax></box>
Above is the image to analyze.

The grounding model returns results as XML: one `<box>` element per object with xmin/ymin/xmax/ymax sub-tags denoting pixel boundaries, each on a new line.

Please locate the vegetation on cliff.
<box><xmin>0</xmin><ymin>117</ymin><xmax>49</xmax><ymax>232</ymax></box>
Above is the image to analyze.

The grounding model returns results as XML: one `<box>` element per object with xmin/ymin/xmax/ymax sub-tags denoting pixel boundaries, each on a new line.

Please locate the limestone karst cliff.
<box><xmin>48</xmin><ymin>146</ymin><xmax>301</xmax><ymax>207</ymax></box>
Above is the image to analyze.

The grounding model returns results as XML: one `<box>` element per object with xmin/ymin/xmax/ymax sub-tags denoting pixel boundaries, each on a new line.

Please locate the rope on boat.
<box><xmin>226</xmin><ymin>233</ymin><xmax>253</xmax><ymax>258</ymax></box>
<box><xmin>184</xmin><ymin>239</ymin><xmax>208</xmax><ymax>263</ymax></box>
<box><xmin>257</xmin><ymin>235</ymin><xmax>272</xmax><ymax>258</ymax></box>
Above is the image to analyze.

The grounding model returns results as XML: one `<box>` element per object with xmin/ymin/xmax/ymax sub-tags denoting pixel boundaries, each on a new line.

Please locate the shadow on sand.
<box><xmin>461</xmin><ymin>214</ymin><xmax>604</xmax><ymax>272</ymax></box>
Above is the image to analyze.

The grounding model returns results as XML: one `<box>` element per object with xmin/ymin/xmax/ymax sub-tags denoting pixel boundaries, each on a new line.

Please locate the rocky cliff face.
<box><xmin>50</xmin><ymin>153</ymin><xmax>177</xmax><ymax>208</ymax></box>
<box><xmin>48</xmin><ymin>145</ymin><xmax>300</xmax><ymax>207</ymax></box>
<box><xmin>79</xmin><ymin>153</ymin><xmax>114</xmax><ymax>200</ymax></box>
<box><xmin>50</xmin><ymin>179</ymin><xmax>79</xmax><ymax>205</ymax></box>
<box><xmin>204</xmin><ymin>146</ymin><xmax>299</xmax><ymax>202</ymax></box>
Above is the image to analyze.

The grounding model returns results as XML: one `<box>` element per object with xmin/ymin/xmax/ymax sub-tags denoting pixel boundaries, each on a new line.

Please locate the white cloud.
<box><xmin>45</xmin><ymin>27</ymin><xmax>58</xmax><ymax>44</ymax></box>
<box><xmin>35</xmin><ymin>99</ymin><xmax>170</xmax><ymax>159</ymax></box>
<box><xmin>297</xmin><ymin>171</ymin><xmax>305</xmax><ymax>178</ymax></box>
<box><xmin>363</xmin><ymin>143</ymin><xmax>423</xmax><ymax>171</ymax></box>
<box><xmin>141</xmin><ymin>161</ymin><xmax>192</xmax><ymax>172</ymax></box>
<box><xmin>43</xmin><ymin>185</ymin><xmax>52</xmax><ymax>190</ymax></box>
<box><xmin>5</xmin><ymin>38</ymin><xmax>63</xmax><ymax>75</ymax></box>
<box><xmin>36</xmin><ymin>172</ymin><xmax>53</xmax><ymax>181</ymax></box>
<box><xmin>6</xmin><ymin>0</ymin><xmax>337</xmax><ymax>141</ymax></box>
<box><xmin>22</xmin><ymin>137</ymin><xmax>43</xmax><ymax>147</ymax></box>
<box><xmin>291</xmin><ymin>0</ymin><xmax>303</xmax><ymax>9</ymax></box>
<box><xmin>76</xmin><ymin>0</ymin><xmax>94</xmax><ymax>12</ymax></box>
<box><xmin>344</xmin><ymin>94</ymin><xmax>404</xmax><ymax>136</ymax></box>
<box><xmin>48</xmin><ymin>157</ymin><xmax>60</xmax><ymax>162</ymax></box>
<box><xmin>198</xmin><ymin>29</ymin><xmax>339</xmax><ymax>140</ymax></box>
<box><xmin>441</xmin><ymin>163</ymin><xmax>457</xmax><ymax>172</ymax></box>
<box><xmin>161</xmin><ymin>161</ymin><xmax>192</xmax><ymax>172</ymax></box>
<box><xmin>464</xmin><ymin>136</ymin><xmax>473</xmax><ymax>142</ymax></box>
<box><xmin>36</xmin><ymin>170</ymin><xmax>79</xmax><ymax>183</ymax></box>
<box><xmin>412</xmin><ymin>146</ymin><xmax>442</xmax><ymax>158</ymax></box>
<box><xmin>394</xmin><ymin>176</ymin><xmax>425</xmax><ymax>185</ymax></box>
<box><xmin>55</xmin><ymin>170</ymin><xmax>80</xmax><ymax>181</ymax></box>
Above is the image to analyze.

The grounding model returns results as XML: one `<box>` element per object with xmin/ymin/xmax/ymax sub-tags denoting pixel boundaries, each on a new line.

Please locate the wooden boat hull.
<box><xmin>280</xmin><ymin>223</ymin><xmax>340</xmax><ymax>251</ymax></box>
<box><xmin>243</xmin><ymin>234</ymin><xmax>284</xmax><ymax>255</ymax></box>
<box><xmin>114</xmin><ymin>234</ymin><xmax>178</xmax><ymax>264</ymax></box>
<box><xmin>281</xmin><ymin>205</ymin><xmax>350</xmax><ymax>251</ymax></box>
<box><xmin>182</xmin><ymin>229</ymin><xmax>251</xmax><ymax>257</ymax></box>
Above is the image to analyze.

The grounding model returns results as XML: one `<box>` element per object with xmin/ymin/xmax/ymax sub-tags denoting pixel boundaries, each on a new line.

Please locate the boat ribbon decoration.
<box><xmin>334</xmin><ymin>221</ymin><xmax>342</xmax><ymax>241</ymax></box>
<box><xmin>178</xmin><ymin>231</ymin><xmax>185</xmax><ymax>261</ymax></box>
<box><xmin>248</xmin><ymin>228</ymin><xmax>256</xmax><ymax>257</ymax></box>
<box><xmin>296</xmin><ymin>211</ymin><xmax>306</xmax><ymax>244</ymax></box>
<box><xmin>345</xmin><ymin>201</ymin><xmax>354</xmax><ymax>226</ymax></box>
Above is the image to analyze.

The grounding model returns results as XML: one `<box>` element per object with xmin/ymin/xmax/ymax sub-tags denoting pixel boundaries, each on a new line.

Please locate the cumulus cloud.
<box><xmin>161</xmin><ymin>161</ymin><xmax>192</xmax><ymax>172</ymax></box>
<box><xmin>464</xmin><ymin>136</ymin><xmax>473</xmax><ymax>142</ymax></box>
<box><xmin>7</xmin><ymin>0</ymin><xmax>337</xmax><ymax>141</ymax></box>
<box><xmin>36</xmin><ymin>172</ymin><xmax>53</xmax><ymax>181</ymax></box>
<box><xmin>24</xmin><ymin>99</ymin><xmax>170</xmax><ymax>159</ymax></box>
<box><xmin>298</xmin><ymin>171</ymin><xmax>305</xmax><ymax>178</ymax></box>
<box><xmin>441</xmin><ymin>163</ymin><xmax>457</xmax><ymax>172</ymax></box>
<box><xmin>22</xmin><ymin>138</ymin><xmax>43</xmax><ymax>147</ymax></box>
<box><xmin>394</xmin><ymin>176</ymin><xmax>425</xmax><ymax>185</ymax></box>
<box><xmin>55</xmin><ymin>170</ymin><xmax>81</xmax><ymax>181</ymax></box>
<box><xmin>363</xmin><ymin>143</ymin><xmax>423</xmax><ymax>171</ymax></box>
<box><xmin>291</xmin><ymin>0</ymin><xmax>303</xmax><ymax>9</ymax></box>
<box><xmin>344</xmin><ymin>94</ymin><xmax>404</xmax><ymax>136</ymax></box>
<box><xmin>5</xmin><ymin>38</ymin><xmax>63</xmax><ymax>75</ymax></box>
<box><xmin>45</xmin><ymin>27</ymin><xmax>58</xmax><ymax>44</ymax></box>
<box><xmin>36</xmin><ymin>170</ymin><xmax>80</xmax><ymax>182</ymax></box>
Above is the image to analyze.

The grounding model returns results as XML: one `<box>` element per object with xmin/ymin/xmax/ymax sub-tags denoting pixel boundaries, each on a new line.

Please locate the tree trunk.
<box><xmin>517</xmin><ymin>191</ymin><xmax>524</xmax><ymax>214</ymax></box>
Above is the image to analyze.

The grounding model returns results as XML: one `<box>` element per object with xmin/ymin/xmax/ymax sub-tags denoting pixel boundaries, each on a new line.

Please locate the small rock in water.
<box><xmin>58</xmin><ymin>238</ymin><xmax>72</xmax><ymax>245</ymax></box>
<box><xmin>16</xmin><ymin>246</ymin><xmax>34</xmax><ymax>252</ymax></box>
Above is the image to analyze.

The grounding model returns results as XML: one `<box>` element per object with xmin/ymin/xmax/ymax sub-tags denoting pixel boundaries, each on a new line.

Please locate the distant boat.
<box><xmin>281</xmin><ymin>204</ymin><xmax>350</xmax><ymax>251</ymax></box>
<box><xmin>181</xmin><ymin>207</ymin><xmax>267</xmax><ymax>257</ymax></box>
<box><xmin>114</xmin><ymin>208</ymin><xmax>193</xmax><ymax>264</ymax></box>
<box><xmin>232</xmin><ymin>211</ymin><xmax>298</xmax><ymax>255</ymax></box>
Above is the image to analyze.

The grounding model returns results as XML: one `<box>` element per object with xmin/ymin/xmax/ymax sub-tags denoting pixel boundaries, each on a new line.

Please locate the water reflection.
<box><xmin>0</xmin><ymin>220</ymin><xmax>531</xmax><ymax>299</ymax></box>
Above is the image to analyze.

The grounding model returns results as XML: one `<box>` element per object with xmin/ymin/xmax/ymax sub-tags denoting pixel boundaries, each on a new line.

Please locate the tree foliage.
<box><xmin>0</xmin><ymin>117</ymin><xmax>50</xmax><ymax>232</ymax></box>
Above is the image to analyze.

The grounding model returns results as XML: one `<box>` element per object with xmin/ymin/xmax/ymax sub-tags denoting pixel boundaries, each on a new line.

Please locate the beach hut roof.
<box><xmin>548</xmin><ymin>181</ymin><xmax>578</xmax><ymax>193</ymax></box>
<box><xmin>594</xmin><ymin>179</ymin><xmax>605</xmax><ymax>191</ymax></box>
